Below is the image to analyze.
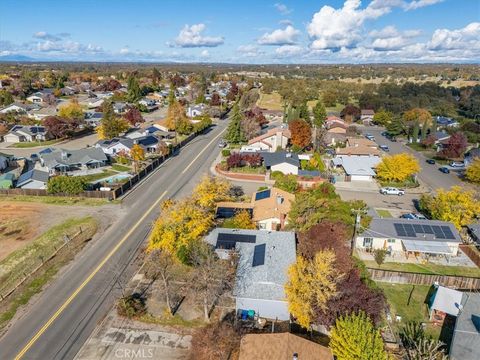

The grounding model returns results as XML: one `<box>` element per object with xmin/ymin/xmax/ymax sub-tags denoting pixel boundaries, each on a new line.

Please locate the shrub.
<box><xmin>274</xmin><ymin>174</ymin><xmax>299</xmax><ymax>193</ymax></box>
<box><xmin>270</xmin><ymin>171</ymin><xmax>284</xmax><ymax>180</ymax></box>
<box><xmin>117</xmin><ymin>293</ymin><xmax>147</xmax><ymax>318</ymax></box>
<box><xmin>221</xmin><ymin>149</ymin><xmax>231</xmax><ymax>157</ymax></box>
<box><xmin>374</xmin><ymin>249</ymin><xmax>387</xmax><ymax>266</ymax></box>
<box><xmin>47</xmin><ymin>175</ymin><xmax>87</xmax><ymax>195</ymax></box>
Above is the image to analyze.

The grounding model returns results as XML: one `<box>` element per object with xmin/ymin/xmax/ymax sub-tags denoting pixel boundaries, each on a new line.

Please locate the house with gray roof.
<box><xmin>357</xmin><ymin>218</ymin><xmax>462</xmax><ymax>259</ymax></box>
<box><xmin>96</xmin><ymin>135</ymin><xmax>161</xmax><ymax>156</ymax></box>
<box><xmin>332</xmin><ymin>154</ymin><xmax>381</xmax><ymax>181</ymax></box>
<box><xmin>450</xmin><ymin>292</ymin><xmax>480</xmax><ymax>360</ymax></box>
<box><xmin>204</xmin><ymin>228</ymin><xmax>296</xmax><ymax>320</ymax></box>
<box><xmin>40</xmin><ymin>148</ymin><xmax>108</xmax><ymax>175</ymax></box>
<box><xmin>16</xmin><ymin>169</ymin><xmax>49</xmax><ymax>189</ymax></box>
<box><xmin>4</xmin><ymin>125</ymin><xmax>49</xmax><ymax>143</ymax></box>
<box><xmin>260</xmin><ymin>152</ymin><xmax>299</xmax><ymax>175</ymax></box>
<box><xmin>0</xmin><ymin>102</ymin><xmax>41</xmax><ymax>114</ymax></box>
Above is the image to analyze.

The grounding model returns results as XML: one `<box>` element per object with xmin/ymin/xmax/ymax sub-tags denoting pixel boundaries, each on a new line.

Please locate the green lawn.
<box><xmin>111</xmin><ymin>164</ymin><xmax>131</xmax><ymax>172</ymax></box>
<box><xmin>363</xmin><ymin>260</ymin><xmax>480</xmax><ymax>277</ymax></box>
<box><xmin>10</xmin><ymin>139</ymin><xmax>63</xmax><ymax>148</ymax></box>
<box><xmin>376</xmin><ymin>209</ymin><xmax>393</xmax><ymax>218</ymax></box>
<box><xmin>0</xmin><ymin>194</ymin><xmax>114</xmax><ymax>206</ymax></box>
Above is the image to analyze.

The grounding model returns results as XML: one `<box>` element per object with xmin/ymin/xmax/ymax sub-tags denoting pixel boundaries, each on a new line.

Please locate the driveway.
<box><xmin>363</xmin><ymin>126</ymin><xmax>463</xmax><ymax>192</ymax></box>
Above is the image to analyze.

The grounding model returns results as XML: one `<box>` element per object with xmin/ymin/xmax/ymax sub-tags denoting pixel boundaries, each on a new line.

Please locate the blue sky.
<box><xmin>0</xmin><ymin>0</ymin><xmax>479</xmax><ymax>63</ymax></box>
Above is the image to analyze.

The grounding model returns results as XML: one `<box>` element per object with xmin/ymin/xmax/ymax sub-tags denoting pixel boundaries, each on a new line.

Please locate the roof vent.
<box><xmin>286</xmin><ymin>152</ymin><xmax>292</xmax><ymax>158</ymax></box>
<box><xmin>293</xmin><ymin>353</ymin><xmax>299</xmax><ymax>360</ymax></box>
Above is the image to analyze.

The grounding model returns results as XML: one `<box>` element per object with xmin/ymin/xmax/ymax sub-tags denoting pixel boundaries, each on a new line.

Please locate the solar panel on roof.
<box><xmin>422</xmin><ymin>225</ymin><xmax>433</xmax><ymax>234</ymax></box>
<box><xmin>255</xmin><ymin>189</ymin><xmax>271</xmax><ymax>201</ymax></box>
<box><xmin>217</xmin><ymin>233</ymin><xmax>256</xmax><ymax>244</ymax></box>
<box><xmin>403</xmin><ymin>224</ymin><xmax>416</xmax><ymax>237</ymax></box>
<box><xmin>441</xmin><ymin>226</ymin><xmax>455</xmax><ymax>240</ymax></box>
<box><xmin>394</xmin><ymin>223</ymin><xmax>406</xmax><ymax>237</ymax></box>
<box><xmin>432</xmin><ymin>226</ymin><xmax>445</xmax><ymax>239</ymax></box>
<box><xmin>413</xmin><ymin>224</ymin><xmax>424</xmax><ymax>233</ymax></box>
<box><xmin>252</xmin><ymin>243</ymin><xmax>266</xmax><ymax>267</ymax></box>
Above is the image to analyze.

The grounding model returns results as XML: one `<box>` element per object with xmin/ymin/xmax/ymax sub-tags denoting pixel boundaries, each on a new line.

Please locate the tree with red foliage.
<box><xmin>124</xmin><ymin>107</ymin><xmax>144</xmax><ymax>126</ymax></box>
<box><xmin>244</xmin><ymin>106</ymin><xmax>268</xmax><ymax>127</ymax></box>
<box><xmin>421</xmin><ymin>134</ymin><xmax>436</xmax><ymax>148</ymax></box>
<box><xmin>43</xmin><ymin>116</ymin><xmax>80</xmax><ymax>139</ymax></box>
<box><xmin>439</xmin><ymin>132</ymin><xmax>468</xmax><ymax>159</ymax></box>
<box><xmin>226</xmin><ymin>153</ymin><xmax>262</xmax><ymax>169</ymax></box>
<box><xmin>170</xmin><ymin>74</ymin><xmax>186</xmax><ymax>88</ymax></box>
<box><xmin>289</xmin><ymin>119</ymin><xmax>312</xmax><ymax>149</ymax></box>
<box><xmin>210</xmin><ymin>92</ymin><xmax>221</xmax><ymax>106</ymax></box>
<box><xmin>340</xmin><ymin>104</ymin><xmax>361</xmax><ymax>123</ymax></box>
<box><xmin>314</xmin><ymin>268</ymin><xmax>386</xmax><ymax>327</ymax></box>
<box><xmin>298</xmin><ymin>222</ymin><xmax>352</xmax><ymax>273</ymax></box>
<box><xmin>226</xmin><ymin>153</ymin><xmax>242</xmax><ymax>169</ymax></box>
<box><xmin>226</xmin><ymin>82</ymin><xmax>239</xmax><ymax>101</ymax></box>
<box><xmin>96</xmin><ymin>79</ymin><xmax>122</xmax><ymax>92</ymax></box>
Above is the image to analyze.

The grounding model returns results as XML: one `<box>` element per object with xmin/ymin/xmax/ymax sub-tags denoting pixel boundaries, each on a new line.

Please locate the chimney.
<box><xmin>276</xmin><ymin>195</ymin><xmax>284</xmax><ymax>205</ymax></box>
<box><xmin>293</xmin><ymin>353</ymin><xmax>298</xmax><ymax>360</ymax></box>
<box><xmin>286</xmin><ymin>152</ymin><xmax>292</xmax><ymax>158</ymax></box>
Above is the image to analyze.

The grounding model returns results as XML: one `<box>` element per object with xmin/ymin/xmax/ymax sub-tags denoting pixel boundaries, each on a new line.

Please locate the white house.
<box><xmin>247</xmin><ymin>127</ymin><xmax>290</xmax><ymax>153</ymax></box>
<box><xmin>0</xmin><ymin>102</ymin><xmax>40</xmax><ymax>114</ymax></box>
<box><xmin>186</xmin><ymin>104</ymin><xmax>205</xmax><ymax>118</ymax></box>
<box><xmin>26</xmin><ymin>92</ymin><xmax>44</xmax><ymax>103</ymax></box>
<box><xmin>204</xmin><ymin>228</ymin><xmax>296</xmax><ymax>321</ymax></box>
<box><xmin>356</xmin><ymin>218</ymin><xmax>462</xmax><ymax>259</ymax></box>
<box><xmin>361</xmin><ymin>109</ymin><xmax>375</xmax><ymax>125</ymax></box>
<box><xmin>4</xmin><ymin>125</ymin><xmax>49</xmax><ymax>143</ymax></box>
<box><xmin>16</xmin><ymin>169</ymin><xmax>49</xmax><ymax>189</ymax></box>
<box><xmin>331</xmin><ymin>155</ymin><xmax>381</xmax><ymax>181</ymax></box>
<box><xmin>261</xmin><ymin>152</ymin><xmax>299</xmax><ymax>175</ymax></box>
<box><xmin>87</xmin><ymin>98</ymin><xmax>104</xmax><ymax>109</ymax></box>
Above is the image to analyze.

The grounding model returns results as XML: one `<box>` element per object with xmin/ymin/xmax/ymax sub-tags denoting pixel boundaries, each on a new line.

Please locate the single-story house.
<box><xmin>356</xmin><ymin>218</ymin><xmax>462</xmax><ymax>258</ymax></box>
<box><xmin>216</xmin><ymin>187</ymin><xmax>294</xmax><ymax>231</ymax></box>
<box><xmin>204</xmin><ymin>228</ymin><xmax>296</xmax><ymax>321</ymax></box>
<box><xmin>247</xmin><ymin>127</ymin><xmax>291</xmax><ymax>153</ymax></box>
<box><xmin>427</xmin><ymin>285</ymin><xmax>463</xmax><ymax>321</ymax></box>
<box><xmin>61</xmin><ymin>86</ymin><xmax>77</xmax><ymax>96</ymax></box>
<box><xmin>0</xmin><ymin>173</ymin><xmax>15</xmax><ymax>189</ymax></box>
<box><xmin>435</xmin><ymin>116</ymin><xmax>459</xmax><ymax>128</ymax></box>
<box><xmin>16</xmin><ymin>169</ymin><xmax>49</xmax><ymax>189</ymax></box>
<box><xmin>154</xmin><ymin>118</ymin><xmax>173</xmax><ymax>132</ymax></box>
<box><xmin>27</xmin><ymin>105</ymin><xmax>58</xmax><ymax>121</ymax></box>
<box><xmin>466</xmin><ymin>222</ymin><xmax>480</xmax><ymax>246</ymax></box>
<box><xmin>464</xmin><ymin>148</ymin><xmax>480</xmax><ymax>167</ymax></box>
<box><xmin>434</xmin><ymin>131</ymin><xmax>451</xmax><ymax>151</ymax></box>
<box><xmin>239</xmin><ymin>333</ymin><xmax>333</xmax><ymax>360</ymax></box>
<box><xmin>336</xmin><ymin>138</ymin><xmax>380</xmax><ymax>156</ymax></box>
<box><xmin>138</xmin><ymin>98</ymin><xmax>158</xmax><ymax>112</ymax></box>
<box><xmin>450</xmin><ymin>292</ymin><xmax>480</xmax><ymax>360</ymax></box>
<box><xmin>4</xmin><ymin>125</ymin><xmax>49</xmax><ymax>143</ymax></box>
<box><xmin>186</xmin><ymin>104</ymin><xmax>206</xmax><ymax>118</ymax></box>
<box><xmin>325</xmin><ymin>116</ymin><xmax>345</xmax><ymax>129</ymax></box>
<box><xmin>0</xmin><ymin>102</ymin><xmax>40</xmax><ymax>114</ymax></box>
<box><xmin>26</xmin><ymin>92</ymin><xmax>45</xmax><ymax>103</ymax></box>
<box><xmin>96</xmin><ymin>135</ymin><xmax>161</xmax><ymax>155</ymax></box>
<box><xmin>327</xmin><ymin>122</ymin><xmax>347</xmax><ymax>134</ymax></box>
<box><xmin>0</xmin><ymin>152</ymin><xmax>13</xmax><ymax>171</ymax></box>
<box><xmin>261</xmin><ymin>152</ymin><xmax>299</xmax><ymax>175</ymax></box>
<box><xmin>87</xmin><ymin>98</ymin><xmax>104</xmax><ymax>109</ymax></box>
<box><xmin>361</xmin><ymin>109</ymin><xmax>375</xmax><ymax>125</ymax></box>
<box><xmin>40</xmin><ymin>148</ymin><xmax>108</xmax><ymax>174</ymax></box>
<box><xmin>332</xmin><ymin>155</ymin><xmax>381</xmax><ymax>181</ymax></box>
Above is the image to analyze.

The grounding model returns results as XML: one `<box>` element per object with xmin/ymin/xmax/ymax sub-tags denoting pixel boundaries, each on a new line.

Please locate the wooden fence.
<box><xmin>367</xmin><ymin>268</ymin><xmax>480</xmax><ymax>289</ymax></box>
<box><xmin>0</xmin><ymin>130</ymin><xmax>201</xmax><ymax>200</ymax></box>
<box><xmin>459</xmin><ymin>244</ymin><xmax>480</xmax><ymax>268</ymax></box>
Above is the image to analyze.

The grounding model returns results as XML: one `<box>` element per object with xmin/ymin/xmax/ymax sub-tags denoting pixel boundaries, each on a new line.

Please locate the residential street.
<box><xmin>0</xmin><ymin>120</ymin><xmax>228</xmax><ymax>360</ymax></box>
<box><xmin>363</xmin><ymin>126</ymin><xmax>463</xmax><ymax>192</ymax></box>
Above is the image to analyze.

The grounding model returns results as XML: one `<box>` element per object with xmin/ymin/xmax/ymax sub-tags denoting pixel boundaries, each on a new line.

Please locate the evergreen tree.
<box><xmin>97</xmin><ymin>101</ymin><xmax>129</xmax><ymax>139</ymax></box>
<box><xmin>312</xmin><ymin>101</ymin><xmax>327</xmax><ymax>127</ymax></box>
<box><xmin>225</xmin><ymin>103</ymin><xmax>246</xmax><ymax>143</ymax></box>
<box><xmin>298</xmin><ymin>102</ymin><xmax>310</xmax><ymax>123</ymax></box>
<box><xmin>127</xmin><ymin>75</ymin><xmax>141</xmax><ymax>103</ymax></box>
<box><xmin>386</xmin><ymin>116</ymin><xmax>405</xmax><ymax>136</ymax></box>
<box><xmin>420</xmin><ymin>120</ymin><xmax>428</xmax><ymax>140</ymax></box>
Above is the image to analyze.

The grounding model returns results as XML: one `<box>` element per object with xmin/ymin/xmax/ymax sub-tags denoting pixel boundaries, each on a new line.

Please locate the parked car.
<box><xmin>380</xmin><ymin>187</ymin><xmax>405</xmax><ymax>196</ymax></box>
<box><xmin>218</xmin><ymin>140</ymin><xmax>227</xmax><ymax>148</ymax></box>
<box><xmin>379</xmin><ymin>145</ymin><xmax>389</xmax><ymax>152</ymax></box>
<box><xmin>449</xmin><ymin>161</ymin><xmax>464</xmax><ymax>167</ymax></box>
<box><xmin>401</xmin><ymin>213</ymin><xmax>427</xmax><ymax>220</ymax></box>
<box><xmin>365</xmin><ymin>134</ymin><xmax>375</xmax><ymax>141</ymax></box>
<box><xmin>385</xmin><ymin>133</ymin><xmax>397</xmax><ymax>142</ymax></box>
<box><xmin>439</xmin><ymin>167</ymin><xmax>450</xmax><ymax>174</ymax></box>
<box><xmin>30</xmin><ymin>153</ymin><xmax>39</xmax><ymax>161</ymax></box>
<box><xmin>381</xmin><ymin>131</ymin><xmax>388</xmax><ymax>136</ymax></box>
<box><xmin>426</xmin><ymin>159</ymin><xmax>436</xmax><ymax>165</ymax></box>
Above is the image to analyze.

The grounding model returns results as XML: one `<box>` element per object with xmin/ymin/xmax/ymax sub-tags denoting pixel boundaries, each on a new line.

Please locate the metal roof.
<box><xmin>450</xmin><ymin>293</ymin><xmax>480</xmax><ymax>360</ymax></box>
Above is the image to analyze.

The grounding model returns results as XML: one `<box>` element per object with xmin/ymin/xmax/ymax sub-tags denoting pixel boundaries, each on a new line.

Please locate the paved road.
<box><xmin>363</xmin><ymin>126</ymin><xmax>462</xmax><ymax>192</ymax></box>
<box><xmin>0</xmin><ymin>121</ymin><xmax>228</xmax><ymax>360</ymax></box>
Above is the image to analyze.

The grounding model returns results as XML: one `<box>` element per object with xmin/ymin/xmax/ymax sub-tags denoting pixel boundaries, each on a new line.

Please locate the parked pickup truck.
<box><xmin>380</xmin><ymin>187</ymin><xmax>405</xmax><ymax>196</ymax></box>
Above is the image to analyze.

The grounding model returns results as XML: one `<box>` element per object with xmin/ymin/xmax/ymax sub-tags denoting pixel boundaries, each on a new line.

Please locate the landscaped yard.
<box><xmin>10</xmin><ymin>139</ymin><xmax>63</xmax><ymax>148</ymax></box>
<box><xmin>79</xmin><ymin>169</ymin><xmax>118</xmax><ymax>183</ymax></box>
<box><xmin>363</xmin><ymin>260</ymin><xmax>480</xmax><ymax>277</ymax></box>
<box><xmin>256</xmin><ymin>92</ymin><xmax>283</xmax><ymax>111</ymax></box>
<box><xmin>111</xmin><ymin>164</ymin><xmax>131</xmax><ymax>172</ymax></box>
<box><xmin>228</xmin><ymin>166</ymin><xmax>266</xmax><ymax>174</ymax></box>
<box><xmin>376</xmin><ymin>209</ymin><xmax>393</xmax><ymax>218</ymax></box>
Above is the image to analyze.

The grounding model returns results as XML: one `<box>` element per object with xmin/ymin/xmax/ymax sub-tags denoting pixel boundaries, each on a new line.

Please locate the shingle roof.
<box><xmin>41</xmin><ymin>148</ymin><xmax>107</xmax><ymax>169</ymax></box>
<box><xmin>261</xmin><ymin>152</ymin><xmax>299</xmax><ymax>167</ymax></box>
<box><xmin>252</xmin><ymin>187</ymin><xmax>295</xmax><ymax>222</ymax></box>
<box><xmin>204</xmin><ymin>228</ymin><xmax>296</xmax><ymax>302</ymax></box>
<box><xmin>16</xmin><ymin>169</ymin><xmax>49</xmax><ymax>186</ymax></box>
<box><xmin>248</xmin><ymin>127</ymin><xmax>291</xmax><ymax>146</ymax></box>
<box><xmin>450</xmin><ymin>293</ymin><xmax>480</xmax><ymax>360</ymax></box>
<box><xmin>332</xmin><ymin>155</ymin><xmax>381</xmax><ymax>176</ymax></box>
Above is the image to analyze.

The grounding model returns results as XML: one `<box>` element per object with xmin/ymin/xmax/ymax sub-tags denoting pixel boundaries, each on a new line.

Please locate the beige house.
<box><xmin>336</xmin><ymin>137</ymin><xmax>381</xmax><ymax>156</ymax></box>
<box><xmin>247</xmin><ymin>127</ymin><xmax>290</xmax><ymax>152</ymax></box>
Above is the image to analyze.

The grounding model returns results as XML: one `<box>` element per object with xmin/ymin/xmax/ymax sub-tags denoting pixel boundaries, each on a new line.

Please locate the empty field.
<box><xmin>256</xmin><ymin>92</ymin><xmax>283</xmax><ymax>111</ymax></box>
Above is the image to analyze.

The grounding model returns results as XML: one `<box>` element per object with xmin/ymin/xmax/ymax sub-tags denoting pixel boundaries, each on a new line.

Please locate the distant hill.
<box><xmin>0</xmin><ymin>54</ymin><xmax>36</xmax><ymax>62</ymax></box>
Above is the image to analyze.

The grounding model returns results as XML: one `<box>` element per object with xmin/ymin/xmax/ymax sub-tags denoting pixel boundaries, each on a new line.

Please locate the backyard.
<box><xmin>363</xmin><ymin>260</ymin><xmax>480</xmax><ymax>277</ymax></box>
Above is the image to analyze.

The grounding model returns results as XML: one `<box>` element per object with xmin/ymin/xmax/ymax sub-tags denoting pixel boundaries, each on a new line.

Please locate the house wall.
<box><xmin>19</xmin><ymin>180</ymin><xmax>47</xmax><ymax>190</ymax></box>
<box><xmin>257</xmin><ymin>217</ymin><xmax>281</xmax><ymax>231</ymax></box>
<box><xmin>236</xmin><ymin>297</ymin><xmax>290</xmax><ymax>321</ymax></box>
<box><xmin>356</xmin><ymin>236</ymin><xmax>404</xmax><ymax>252</ymax></box>
<box><xmin>249</xmin><ymin>141</ymin><xmax>271</xmax><ymax>152</ymax></box>
<box><xmin>271</xmin><ymin>162</ymin><xmax>298</xmax><ymax>175</ymax></box>
<box><xmin>4</xmin><ymin>133</ymin><xmax>22</xmax><ymax>143</ymax></box>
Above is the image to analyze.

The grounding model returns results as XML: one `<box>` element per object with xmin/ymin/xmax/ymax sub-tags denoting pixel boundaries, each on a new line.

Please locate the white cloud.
<box><xmin>369</xmin><ymin>26</ymin><xmax>421</xmax><ymax>50</ymax></box>
<box><xmin>279</xmin><ymin>19</ymin><xmax>293</xmax><ymax>26</ymax></box>
<box><xmin>275</xmin><ymin>45</ymin><xmax>304</xmax><ymax>57</ymax></box>
<box><xmin>174</xmin><ymin>24</ymin><xmax>224</xmax><ymax>47</ymax></box>
<box><xmin>200</xmin><ymin>49</ymin><xmax>210</xmax><ymax>57</ymax></box>
<box><xmin>404</xmin><ymin>0</ymin><xmax>444</xmax><ymax>11</ymax></box>
<box><xmin>428</xmin><ymin>22</ymin><xmax>480</xmax><ymax>50</ymax></box>
<box><xmin>119</xmin><ymin>47</ymin><xmax>130</xmax><ymax>54</ymax></box>
<box><xmin>258</xmin><ymin>25</ymin><xmax>300</xmax><ymax>45</ymax></box>
<box><xmin>274</xmin><ymin>3</ymin><xmax>292</xmax><ymax>15</ymax></box>
<box><xmin>237</xmin><ymin>44</ymin><xmax>265</xmax><ymax>57</ymax></box>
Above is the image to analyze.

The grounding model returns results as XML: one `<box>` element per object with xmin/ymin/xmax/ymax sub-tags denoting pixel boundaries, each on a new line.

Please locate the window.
<box><xmin>363</xmin><ymin>237</ymin><xmax>373</xmax><ymax>248</ymax></box>
<box><xmin>387</xmin><ymin>239</ymin><xmax>396</xmax><ymax>243</ymax></box>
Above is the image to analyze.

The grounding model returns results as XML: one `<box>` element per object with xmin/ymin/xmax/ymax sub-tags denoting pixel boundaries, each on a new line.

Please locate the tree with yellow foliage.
<box><xmin>465</xmin><ymin>158</ymin><xmax>480</xmax><ymax>184</ymax></box>
<box><xmin>192</xmin><ymin>176</ymin><xmax>232</xmax><ymax>209</ymax></box>
<box><xmin>222</xmin><ymin>210</ymin><xmax>256</xmax><ymax>229</ymax></box>
<box><xmin>285</xmin><ymin>251</ymin><xmax>341</xmax><ymax>328</ymax></box>
<box><xmin>166</xmin><ymin>92</ymin><xmax>191</xmax><ymax>135</ymax></box>
<box><xmin>96</xmin><ymin>102</ymin><xmax>130</xmax><ymax>139</ymax></box>
<box><xmin>402</xmin><ymin>108</ymin><xmax>432</xmax><ymax>127</ymax></box>
<box><xmin>130</xmin><ymin>144</ymin><xmax>145</xmax><ymax>173</ymax></box>
<box><xmin>419</xmin><ymin>186</ymin><xmax>480</xmax><ymax>230</ymax></box>
<box><xmin>58</xmin><ymin>99</ymin><xmax>83</xmax><ymax>121</ymax></box>
<box><xmin>376</xmin><ymin>153</ymin><xmax>420</xmax><ymax>183</ymax></box>
<box><xmin>330</xmin><ymin>311</ymin><xmax>389</xmax><ymax>360</ymax></box>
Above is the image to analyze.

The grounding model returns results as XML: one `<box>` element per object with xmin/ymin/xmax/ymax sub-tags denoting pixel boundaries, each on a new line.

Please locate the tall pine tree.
<box><xmin>127</xmin><ymin>75</ymin><xmax>141</xmax><ymax>103</ymax></box>
<box><xmin>225</xmin><ymin>103</ymin><xmax>246</xmax><ymax>144</ymax></box>
<box><xmin>312</xmin><ymin>101</ymin><xmax>327</xmax><ymax>127</ymax></box>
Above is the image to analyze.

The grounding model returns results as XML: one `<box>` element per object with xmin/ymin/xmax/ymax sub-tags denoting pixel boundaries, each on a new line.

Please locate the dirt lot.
<box><xmin>0</xmin><ymin>200</ymin><xmax>120</xmax><ymax>262</ymax></box>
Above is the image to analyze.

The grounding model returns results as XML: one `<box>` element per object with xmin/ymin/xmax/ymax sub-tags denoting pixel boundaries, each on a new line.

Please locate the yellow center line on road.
<box><xmin>15</xmin><ymin>125</ymin><xmax>227</xmax><ymax>360</ymax></box>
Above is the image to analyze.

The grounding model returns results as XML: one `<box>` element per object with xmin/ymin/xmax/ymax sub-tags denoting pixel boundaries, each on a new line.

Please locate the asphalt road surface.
<box><xmin>363</xmin><ymin>126</ymin><xmax>462</xmax><ymax>192</ymax></box>
<box><xmin>0</xmin><ymin>120</ymin><xmax>228</xmax><ymax>360</ymax></box>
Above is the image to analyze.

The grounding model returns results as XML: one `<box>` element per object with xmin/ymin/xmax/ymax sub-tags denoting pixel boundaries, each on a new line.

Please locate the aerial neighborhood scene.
<box><xmin>1</xmin><ymin>1</ymin><xmax>480</xmax><ymax>359</ymax></box>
